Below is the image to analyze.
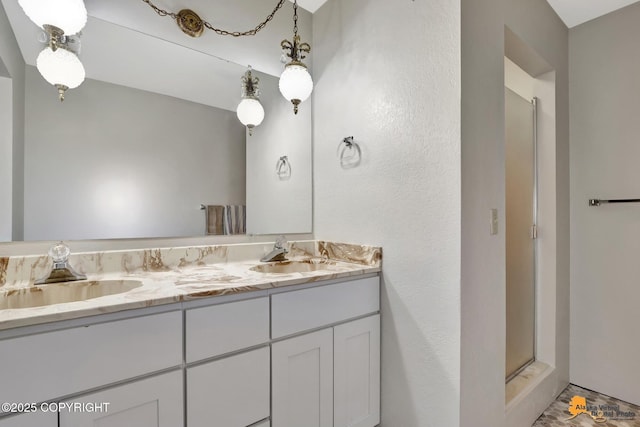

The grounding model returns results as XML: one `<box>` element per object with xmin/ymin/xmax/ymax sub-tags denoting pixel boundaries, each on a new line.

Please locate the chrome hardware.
<box><xmin>589</xmin><ymin>198</ymin><xmax>640</xmax><ymax>206</ymax></box>
<box><xmin>260</xmin><ymin>236</ymin><xmax>289</xmax><ymax>262</ymax></box>
<box><xmin>35</xmin><ymin>242</ymin><xmax>87</xmax><ymax>285</ymax></box>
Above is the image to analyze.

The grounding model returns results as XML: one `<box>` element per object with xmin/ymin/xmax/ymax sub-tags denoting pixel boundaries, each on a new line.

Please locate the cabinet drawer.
<box><xmin>271</xmin><ymin>277</ymin><xmax>379</xmax><ymax>338</ymax></box>
<box><xmin>187</xmin><ymin>347</ymin><xmax>270</xmax><ymax>427</ymax></box>
<box><xmin>59</xmin><ymin>370</ymin><xmax>183</xmax><ymax>427</ymax></box>
<box><xmin>186</xmin><ymin>297</ymin><xmax>269</xmax><ymax>362</ymax></box>
<box><xmin>0</xmin><ymin>311</ymin><xmax>182</xmax><ymax>406</ymax></box>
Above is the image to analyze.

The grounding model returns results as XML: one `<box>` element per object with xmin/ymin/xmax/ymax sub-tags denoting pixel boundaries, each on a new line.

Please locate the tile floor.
<box><xmin>532</xmin><ymin>384</ymin><xmax>640</xmax><ymax>427</ymax></box>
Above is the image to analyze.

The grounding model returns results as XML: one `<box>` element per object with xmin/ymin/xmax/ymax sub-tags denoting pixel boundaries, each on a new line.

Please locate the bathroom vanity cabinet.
<box><xmin>271</xmin><ymin>277</ymin><xmax>381</xmax><ymax>427</ymax></box>
<box><xmin>0</xmin><ymin>275</ymin><xmax>380</xmax><ymax>427</ymax></box>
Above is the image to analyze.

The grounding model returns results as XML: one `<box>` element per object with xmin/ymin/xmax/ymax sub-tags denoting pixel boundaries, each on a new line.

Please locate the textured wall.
<box><xmin>570</xmin><ymin>3</ymin><xmax>640</xmax><ymax>406</ymax></box>
<box><xmin>312</xmin><ymin>0</ymin><xmax>461</xmax><ymax>425</ymax></box>
<box><xmin>461</xmin><ymin>0</ymin><xmax>569</xmax><ymax>426</ymax></box>
<box><xmin>23</xmin><ymin>66</ymin><xmax>245</xmax><ymax>241</ymax></box>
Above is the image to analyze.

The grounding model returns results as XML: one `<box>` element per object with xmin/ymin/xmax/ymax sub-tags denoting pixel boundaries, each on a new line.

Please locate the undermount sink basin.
<box><xmin>250</xmin><ymin>260</ymin><xmax>336</xmax><ymax>274</ymax></box>
<box><xmin>0</xmin><ymin>280</ymin><xmax>143</xmax><ymax>310</ymax></box>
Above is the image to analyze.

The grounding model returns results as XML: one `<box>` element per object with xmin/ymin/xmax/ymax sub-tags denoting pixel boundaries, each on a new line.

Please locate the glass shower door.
<box><xmin>505</xmin><ymin>88</ymin><xmax>536</xmax><ymax>380</ymax></box>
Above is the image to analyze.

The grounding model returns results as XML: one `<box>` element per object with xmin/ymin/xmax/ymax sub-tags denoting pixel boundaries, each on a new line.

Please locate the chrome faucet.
<box><xmin>260</xmin><ymin>236</ymin><xmax>289</xmax><ymax>262</ymax></box>
<box><xmin>35</xmin><ymin>242</ymin><xmax>87</xmax><ymax>285</ymax></box>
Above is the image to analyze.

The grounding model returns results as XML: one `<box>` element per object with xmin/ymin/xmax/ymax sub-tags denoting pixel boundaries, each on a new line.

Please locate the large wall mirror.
<box><xmin>0</xmin><ymin>0</ymin><xmax>313</xmax><ymax>243</ymax></box>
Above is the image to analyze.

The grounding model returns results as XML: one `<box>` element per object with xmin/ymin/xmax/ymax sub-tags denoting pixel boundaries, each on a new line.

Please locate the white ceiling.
<box><xmin>3</xmin><ymin>0</ymin><xmax>639</xmax><ymax>106</ymax></box>
<box><xmin>296</xmin><ymin>0</ymin><xmax>327</xmax><ymax>13</ymax></box>
<box><xmin>300</xmin><ymin>0</ymin><xmax>640</xmax><ymax>28</ymax></box>
<box><xmin>546</xmin><ymin>0</ymin><xmax>640</xmax><ymax>27</ymax></box>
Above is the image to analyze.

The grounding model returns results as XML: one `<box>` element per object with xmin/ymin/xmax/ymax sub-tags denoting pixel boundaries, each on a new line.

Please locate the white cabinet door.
<box><xmin>272</xmin><ymin>328</ymin><xmax>333</xmax><ymax>427</ymax></box>
<box><xmin>0</xmin><ymin>411</ymin><xmax>56</xmax><ymax>427</ymax></box>
<box><xmin>334</xmin><ymin>315</ymin><xmax>380</xmax><ymax>427</ymax></box>
<box><xmin>187</xmin><ymin>347</ymin><xmax>270</xmax><ymax>427</ymax></box>
<box><xmin>59</xmin><ymin>370</ymin><xmax>183</xmax><ymax>427</ymax></box>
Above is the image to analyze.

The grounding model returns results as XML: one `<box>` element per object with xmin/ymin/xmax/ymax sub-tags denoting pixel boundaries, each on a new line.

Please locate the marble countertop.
<box><xmin>0</xmin><ymin>241</ymin><xmax>382</xmax><ymax>331</ymax></box>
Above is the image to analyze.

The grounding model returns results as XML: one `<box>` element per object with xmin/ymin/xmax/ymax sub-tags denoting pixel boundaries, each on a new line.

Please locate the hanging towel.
<box><xmin>223</xmin><ymin>205</ymin><xmax>246</xmax><ymax>235</ymax></box>
<box><xmin>205</xmin><ymin>205</ymin><xmax>225</xmax><ymax>235</ymax></box>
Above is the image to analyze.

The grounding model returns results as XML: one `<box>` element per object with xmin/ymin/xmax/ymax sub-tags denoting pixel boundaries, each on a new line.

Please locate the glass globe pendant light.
<box><xmin>279</xmin><ymin>0</ymin><xmax>313</xmax><ymax>115</ymax></box>
<box><xmin>18</xmin><ymin>0</ymin><xmax>87</xmax><ymax>35</ymax></box>
<box><xmin>36</xmin><ymin>43</ymin><xmax>86</xmax><ymax>102</ymax></box>
<box><xmin>18</xmin><ymin>0</ymin><xmax>88</xmax><ymax>101</ymax></box>
<box><xmin>237</xmin><ymin>66</ymin><xmax>265</xmax><ymax>136</ymax></box>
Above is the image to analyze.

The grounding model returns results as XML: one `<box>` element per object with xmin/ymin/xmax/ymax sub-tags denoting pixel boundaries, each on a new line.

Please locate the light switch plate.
<box><xmin>490</xmin><ymin>209</ymin><xmax>498</xmax><ymax>235</ymax></box>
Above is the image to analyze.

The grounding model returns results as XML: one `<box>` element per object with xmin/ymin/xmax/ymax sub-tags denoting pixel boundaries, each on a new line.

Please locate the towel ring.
<box><xmin>338</xmin><ymin>136</ymin><xmax>361</xmax><ymax>169</ymax></box>
<box><xmin>276</xmin><ymin>156</ymin><xmax>292</xmax><ymax>180</ymax></box>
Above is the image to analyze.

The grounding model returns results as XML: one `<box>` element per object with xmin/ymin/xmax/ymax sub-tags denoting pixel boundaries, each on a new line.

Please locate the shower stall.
<box><xmin>505</xmin><ymin>88</ymin><xmax>537</xmax><ymax>381</ymax></box>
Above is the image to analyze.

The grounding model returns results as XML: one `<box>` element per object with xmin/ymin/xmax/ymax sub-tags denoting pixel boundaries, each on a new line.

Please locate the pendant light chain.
<box><xmin>281</xmin><ymin>0</ymin><xmax>309</xmax><ymax>63</ymax></box>
<box><xmin>141</xmin><ymin>0</ymin><xmax>287</xmax><ymax>37</ymax></box>
<box><xmin>293</xmin><ymin>0</ymin><xmax>299</xmax><ymax>37</ymax></box>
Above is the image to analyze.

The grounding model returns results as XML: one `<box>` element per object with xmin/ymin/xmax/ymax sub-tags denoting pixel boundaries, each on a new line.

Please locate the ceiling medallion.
<box><xmin>177</xmin><ymin>9</ymin><xmax>204</xmax><ymax>38</ymax></box>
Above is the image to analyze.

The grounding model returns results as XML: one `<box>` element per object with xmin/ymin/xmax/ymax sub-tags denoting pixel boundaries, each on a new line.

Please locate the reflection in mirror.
<box><xmin>0</xmin><ymin>70</ymin><xmax>11</xmax><ymax>242</ymax></box>
<box><xmin>0</xmin><ymin>0</ymin><xmax>313</xmax><ymax>243</ymax></box>
<box><xmin>23</xmin><ymin>65</ymin><xmax>246</xmax><ymax>241</ymax></box>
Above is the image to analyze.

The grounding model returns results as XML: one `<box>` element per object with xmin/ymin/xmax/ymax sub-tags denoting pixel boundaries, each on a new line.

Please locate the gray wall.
<box><xmin>313</xmin><ymin>0</ymin><xmax>461</xmax><ymax>425</ymax></box>
<box><xmin>0</xmin><ymin>0</ymin><xmax>25</xmax><ymax>240</ymax></box>
<box><xmin>0</xmin><ymin>76</ymin><xmax>11</xmax><ymax>241</ymax></box>
<box><xmin>570</xmin><ymin>3</ymin><xmax>640</xmax><ymax>405</ymax></box>
<box><xmin>461</xmin><ymin>0</ymin><xmax>569</xmax><ymax>426</ymax></box>
<box><xmin>23</xmin><ymin>66</ymin><xmax>245</xmax><ymax>241</ymax></box>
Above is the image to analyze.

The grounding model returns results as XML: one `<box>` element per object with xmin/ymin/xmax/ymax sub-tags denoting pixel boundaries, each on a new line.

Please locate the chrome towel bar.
<box><xmin>589</xmin><ymin>198</ymin><xmax>640</xmax><ymax>207</ymax></box>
